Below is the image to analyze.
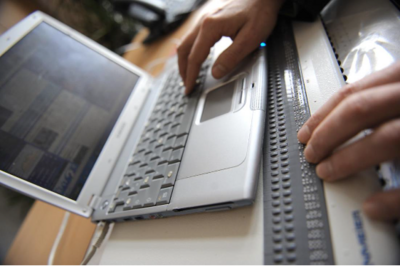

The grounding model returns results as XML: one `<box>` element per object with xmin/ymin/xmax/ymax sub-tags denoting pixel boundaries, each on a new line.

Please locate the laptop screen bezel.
<box><xmin>0</xmin><ymin>11</ymin><xmax>151</xmax><ymax>217</ymax></box>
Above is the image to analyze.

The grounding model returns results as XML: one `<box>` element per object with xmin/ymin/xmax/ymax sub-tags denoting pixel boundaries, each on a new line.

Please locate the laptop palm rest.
<box><xmin>177</xmin><ymin>76</ymin><xmax>252</xmax><ymax>180</ymax></box>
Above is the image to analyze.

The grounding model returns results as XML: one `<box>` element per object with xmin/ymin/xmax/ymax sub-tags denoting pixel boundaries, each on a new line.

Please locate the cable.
<box><xmin>81</xmin><ymin>222</ymin><xmax>112</xmax><ymax>265</ymax></box>
<box><xmin>48</xmin><ymin>212</ymin><xmax>71</xmax><ymax>265</ymax></box>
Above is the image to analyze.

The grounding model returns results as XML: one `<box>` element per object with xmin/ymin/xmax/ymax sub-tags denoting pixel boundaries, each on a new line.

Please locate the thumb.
<box><xmin>211</xmin><ymin>23</ymin><xmax>263</xmax><ymax>79</ymax></box>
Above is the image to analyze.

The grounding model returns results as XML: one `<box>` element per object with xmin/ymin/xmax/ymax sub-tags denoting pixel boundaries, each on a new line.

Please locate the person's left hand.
<box><xmin>177</xmin><ymin>0</ymin><xmax>285</xmax><ymax>95</ymax></box>
<box><xmin>297</xmin><ymin>61</ymin><xmax>400</xmax><ymax>221</ymax></box>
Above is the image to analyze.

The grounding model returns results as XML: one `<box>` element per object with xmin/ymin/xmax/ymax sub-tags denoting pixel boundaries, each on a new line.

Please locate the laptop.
<box><xmin>0</xmin><ymin>11</ymin><xmax>266</xmax><ymax>222</ymax></box>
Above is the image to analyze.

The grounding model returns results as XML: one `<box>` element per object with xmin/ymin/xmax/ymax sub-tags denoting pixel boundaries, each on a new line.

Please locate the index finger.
<box><xmin>184</xmin><ymin>16</ymin><xmax>227</xmax><ymax>94</ymax></box>
<box><xmin>177</xmin><ymin>24</ymin><xmax>201</xmax><ymax>84</ymax></box>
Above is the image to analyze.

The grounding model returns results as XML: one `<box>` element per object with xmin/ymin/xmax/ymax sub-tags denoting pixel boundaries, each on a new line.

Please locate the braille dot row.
<box><xmin>268</xmin><ymin>64</ymin><xmax>297</xmax><ymax>264</ymax></box>
<box><xmin>286</xmin><ymin>54</ymin><xmax>331</xmax><ymax>264</ymax></box>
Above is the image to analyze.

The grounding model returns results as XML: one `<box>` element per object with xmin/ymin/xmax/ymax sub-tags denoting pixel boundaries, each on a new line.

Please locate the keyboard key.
<box><xmin>122</xmin><ymin>177</ymin><xmax>133</xmax><ymax>190</ymax></box>
<box><xmin>143</xmin><ymin>178</ymin><xmax>163</xmax><ymax>207</ymax></box>
<box><xmin>176</xmin><ymin>96</ymin><xmax>197</xmax><ymax>136</ymax></box>
<box><xmin>153</xmin><ymin>146</ymin><xmax>163</xmax><ymax>157</ymax></box>
<box><xmin>156</xmin><ymin>187</ymin><xmax>173</xmax><ymax>205</ymax></box>
<box><xmin>169</xmin><ymin>124</ymin><xmax>179</xmax><ymax>136</ymax></box>
<box><xmin>163</xmin><ymin>136</ymin><xmax>176</xmax><ymax>151</ymax></box>
<box><xmin>160</xmin><ymin>149</ymin><xmax>172</xmax><ymax>163</ymax></box>
<box><xmin>135</xmin><ymin>141</ymin><xmax>149</xmax><ymax>154</ymax></box>
<box><xmin>140</xmin><ymin>173</ymin><xmax>153</xmax><ymax>188</ymax></box>
<box><xmin>108</xmin><ymin>200</ymin><xmax>123</xmax><ymax>213</ymax></box>
<box><xmin>154</xmin><ymin>163</ymin><xmax>167</xmax><ymax>179</ymax></box>
<box><xmin>132</xmin><ymin>178</ymin><xmax>142</xmax><ymax>191</ymax></box>
<box><xmin>173</xmin><ymin>134</ymin><xmax>188</xmax><ymax>149</ymax></box>
<box><xmin>155</xmin><ymin>136</ymin><xmax>166</xmax><ymax>148</ymax></box>
<box><xmin>125</xmin><ymin>164</ymin><xmax>138</xmax><ymax>177</ymax></box>
<box><xmin>162</xmin><ymin>163</ymin><xmax>180</xmax><ymax>187</ymax></box>
<box><xmin>169</xmin><ymin>148</ymin><xmax>184</xmax><ymax>164</ymax></box>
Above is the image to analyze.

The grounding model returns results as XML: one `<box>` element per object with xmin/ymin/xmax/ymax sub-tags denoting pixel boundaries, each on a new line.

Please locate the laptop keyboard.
<box><xmin>108</xmin><ymin>62</ymin><xmax>210</xmax><ymax>213</ymax></box>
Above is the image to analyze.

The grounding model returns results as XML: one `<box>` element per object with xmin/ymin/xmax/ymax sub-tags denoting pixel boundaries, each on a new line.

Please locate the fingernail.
<box><xmin>304</xmin><ymin>143</ymin><xmax>316</xmax><ymax>163</ymax></box>
<box><xmin>316</xmin><ymin>161</ymin><xmax>332</xmax><ymax>180</ymax></box>
<box><xmin>298</xmin><ymin>125</ymin><xmax>311</xmax><ymax>143</ymax></box>
<box><xmin>212</xmin><ymin>64</ymin><xmax>227</xmax><ymax>79</ymax></box>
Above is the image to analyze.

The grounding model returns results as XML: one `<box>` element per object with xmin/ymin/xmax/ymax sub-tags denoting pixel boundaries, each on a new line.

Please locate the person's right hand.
<box><xmin>177</xmin><ymin>0</ymin><xmax>285</xmax><ymax>94</ymax></box>
<box><xmin>297</xmin><ymin>61</ymin><xmax>400</xmax><ymax>221</ymax></box>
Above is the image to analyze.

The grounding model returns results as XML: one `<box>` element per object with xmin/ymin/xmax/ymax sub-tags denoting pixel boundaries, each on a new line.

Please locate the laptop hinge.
<box><xmin>88</xmin><ymin>194</ymin><xmax>102</xmax><ymax>210</ymax></box>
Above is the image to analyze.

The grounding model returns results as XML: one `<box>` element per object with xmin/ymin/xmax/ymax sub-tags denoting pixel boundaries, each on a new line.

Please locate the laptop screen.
<box><xmin>0</xmin><ymin>22</ymin><xmax>139</xmax><ymax>200</ymax></box>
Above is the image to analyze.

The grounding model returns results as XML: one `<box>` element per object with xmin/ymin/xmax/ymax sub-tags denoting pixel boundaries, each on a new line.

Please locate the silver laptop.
<box><xmin>0</xmin><ymin>11</ymin><xmax>266</xmax><ymax>222</ymax></box>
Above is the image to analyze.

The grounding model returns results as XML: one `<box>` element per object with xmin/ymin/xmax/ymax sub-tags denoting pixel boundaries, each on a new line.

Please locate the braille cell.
<box><xmin>286</xmin><ymin>232</ymin><xmax>295</xmax><ymax>241</ymax></box>
<box><xmin>271</xmin><ymin>157</ymin><xmax>279</xmax><ymax>163</ymax></box>
<box><xmin>273</xmin><ymin>234</ymin><xmax>283</xmax><ymax>243</ymax></box>
<box><xmin>281</xmin><ymin>148</ymin><xmax>288</xmax><ymax>154</ymax></box>
<box><xmin>284</xmin><ymin>206</ymin><xmax>293</xmax><ymax>213</ymax></box>
<box><xmin>271</xmin><ymin>164</ymin><xmax>279</xmax><ymax>170</ymax></box>
<box><xmin>283</xmin><ymin>197</ymin><xmax>292</xmax><ymax>205</ymax></box>
<box><xmin>285</xmin><ymin>223</ymin><xmax>294</xmax><ymax>231</ymax></box>
<box><xmin>282</xmin><ymin>181</ymin><xmax>291</xmax><ymax>189</ymax></box>
<box><xmin>272</xmin><ymin>192</ymin><xmax>280</xmax><ymax>199</ymax></box>
<box><xmin>272</xmin><ymin>225</ymin><xmax>282</xmax><ymax>233</ymax></box>
<box><xmin>285</xmin><ymin>214</ymin><xmax>294</xmax><ymax>222</ymax></box>
<box><xmin>273</xmin><ymin>254</ymin><xmax>283</xmax><ymax>263</ymax></box>
<box><xmin>272</xmin><ymin>184</ymin><xmax>280</xmax><ymax>191</ymax></box>
<box><xmin>287</xmin><ymin>253</ymin><xmax>296</xmax><ymax>262</ymax></box>
<box><xmin>286</xmin><ymin>242</ymin><xmax>296</xmax><ymax>251</ymax></box>
<box><xmin>281</xmin><ymin>168</ymin><xmax>289</xmax><ymax>174</ymax></box>
<box><xmin>273</xmin><ymin>244</ymin><xmax>283</xmax><ymax>253</ymax></box>
<box><xmin>273</xmin><ymin>216</ymin><xmax>282</xmax><ymax>223</ymax></box>
<box><xmin>272</xmin><ymin>208</ymin><xmax>281</xmax><ymax>215</ymax></box>
<box><xmin>271</xmin><ymin>177</ymin><xmax>279</xmax><ymax>184</ymax></box>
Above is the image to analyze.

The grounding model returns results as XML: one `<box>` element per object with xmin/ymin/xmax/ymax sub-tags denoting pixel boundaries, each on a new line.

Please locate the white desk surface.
<box><xmin>97</xmin><ymin>175</ymin><xmax>264</xmax><ymax>264</ymax></box>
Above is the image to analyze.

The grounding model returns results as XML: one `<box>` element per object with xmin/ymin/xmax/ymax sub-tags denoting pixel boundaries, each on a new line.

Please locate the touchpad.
<box><xmin>200</xmin><ymin>80</ymin><xmax>235</xmax><ymax>122</ymax></box>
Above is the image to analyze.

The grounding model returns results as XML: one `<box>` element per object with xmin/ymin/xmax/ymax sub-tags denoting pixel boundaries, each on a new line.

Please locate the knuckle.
<box><xmin>338</xmin><ymin>83</ymin><xmax>358</xmax><ymax>100</ymax></box>
<box><xmin>201</xmin><ymin>16</ymin><xmax>217</xmax><ymax>29</ymax></box>
<box><xmin>344</xmin><ymin>93</ymin><xmax>370</xmax><ymax>118</ymax></box>
<box><xmin>308</xmin><ymin>112</ymin><xmax>323</xmax><ymax>128</ymax></box>
<box><xmin>177</xmin><ymin>43</ymin><xmax>185</xmax><ymax>55</ymax></box>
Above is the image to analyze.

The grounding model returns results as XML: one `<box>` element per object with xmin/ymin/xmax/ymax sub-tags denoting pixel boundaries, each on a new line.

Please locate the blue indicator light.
<box><xmin>260</xmin><ymin>42</ymin><xmax>266</xmax><ymax>47</ymax></box>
